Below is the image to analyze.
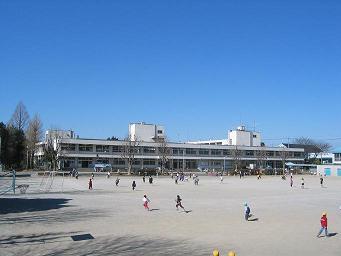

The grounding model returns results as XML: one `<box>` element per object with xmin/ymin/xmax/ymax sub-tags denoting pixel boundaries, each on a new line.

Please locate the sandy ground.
<box><xmin>1</xmin><ymin>174</ymin><xmax>341</xmax><ymax>256</ymax></box>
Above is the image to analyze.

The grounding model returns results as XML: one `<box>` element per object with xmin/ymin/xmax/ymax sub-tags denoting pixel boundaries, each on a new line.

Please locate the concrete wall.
<box><xmin>228</xmin><ymin>130</ymin><xmax>261</xmax><ymax>147</ymax></box>
<box><xmin>129</xmin><ymin>123</ymin><xmax>165</xmax><ymax>142</ymax></box>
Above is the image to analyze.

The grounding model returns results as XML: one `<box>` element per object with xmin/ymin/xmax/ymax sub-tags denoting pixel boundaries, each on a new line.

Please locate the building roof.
<box><xmin>282</xmin><ymin>143</ymin><xmax>322</xmax><ymax>153</ymax></box>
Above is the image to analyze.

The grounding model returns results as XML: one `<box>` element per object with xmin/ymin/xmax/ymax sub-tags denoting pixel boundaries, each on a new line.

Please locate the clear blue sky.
<box><xmin>1</xmin><ymin>0</ymin><xmax>341</xmax><ymax>146</ymax></box>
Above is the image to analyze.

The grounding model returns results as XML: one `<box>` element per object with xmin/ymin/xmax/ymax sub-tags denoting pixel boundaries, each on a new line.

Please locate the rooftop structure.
<box><xmin>129</xmin><ymin>122</ymin><xmax>165</xmax><ymax>142</ymax></box>
<box><xmin>189</xmin><ymin>126</ymin><xmax>261</xmax><ymax>147</ymax></box>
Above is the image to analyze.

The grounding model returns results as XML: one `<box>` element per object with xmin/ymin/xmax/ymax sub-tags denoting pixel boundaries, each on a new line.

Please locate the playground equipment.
<box><xmin>0</xmin><ymin>170</ymin><xmax>16</xmax><ymax>195</ymax></box>
<box><xmin>40</xmin><ymin>171</ymin><xmax>56</xmax><ymax>192</ymax></box>
<box><xmin>40</xmin><ymin>170</ymin><xmax>65</xmax><ymax>192</ymax></box>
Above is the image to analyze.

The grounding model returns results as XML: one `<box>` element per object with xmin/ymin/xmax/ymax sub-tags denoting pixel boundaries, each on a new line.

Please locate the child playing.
<box><xmin>244</xmin><ymin>202</ymin><xmax>251</xmax><ymax>221</ymax></box>
<box><xmin>132</xmin><ymin>180</ymin><xmax>136</xmax><ymax>191</ymax></box>
<box><xmin>176</xmin><ymin>195</ymin><xmax>186</xmax><ymax>211</ymax></box>
<box><xmin>142</xmin><ymin>195</ymin><xmax>150</xmax><ymax>211</ymax></box>
<box><xmin>88</xmin><ymin>178</ymin><xmax>93</xmax><ymax>190</ymax></box>
<box><xmin>317</xmin><ymin>212</ymin><xmax>329</xmax><ymax>238</ymax></box>
<box><xmin>115</xmin><ymin>177</ymin><xmax>120</xmax><ymax>186</ymax></box>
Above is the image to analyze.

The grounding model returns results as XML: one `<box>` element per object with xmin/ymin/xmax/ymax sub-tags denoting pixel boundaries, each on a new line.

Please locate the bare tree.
<box><xmin>26</xmin><ymin>114</ymin><xmax>43</xmax><ymax>168</ymax></box>
<box><xmin>121</xmin><ymin>135</ymin><xmax>140</xmax><ymax>175</ymax></box>
<box><xmin>279</xmin><ymin>148</ymin><xmax>290</xmax><ymax>175</ymax></box>
<box><xmin>43</xmin><ymin>131</ymin><xmax>63</xmax><ymax>171</ymax></box>
<box><xmin>157</xmin><ymin>137</ymin><xmax>171</xmax><ymax>174</ymax></box>
<box><xmin>231</xmin><ymin>146</ymin><xmax>242</xmax><ymax>174</ymax></box>
<box><xmin>9</xmin><ymin>101</ymin><xmax>30</xmax><ymax>131</ymax></box>
<box><xmin>255</xmin><ymin>148</ymin><xmax>267</xmax><ymax>171</ymax></box>
<box><xmin>316</xmin><ymin>141</ymin><xmax>331</xmax><ymax>153</ymax></box>
<box><xmin>294</xmin><ymin>137</ymin><xmax>315</xmax><ymax>145</ymax></box>
<box><xmin>293</xmin><ymin>137</ymin><xmax>332</xmax><ymax>163</ymax></box>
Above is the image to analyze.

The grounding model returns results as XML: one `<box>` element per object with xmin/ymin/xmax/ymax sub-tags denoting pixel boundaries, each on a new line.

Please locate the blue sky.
<box><xmin>0</xmin><ymin>0</ymin><xmax>341</xmax><ymax>146</ymax></box>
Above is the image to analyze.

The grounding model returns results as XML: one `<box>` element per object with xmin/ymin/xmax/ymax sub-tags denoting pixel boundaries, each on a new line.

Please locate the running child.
<box><xmin>142</xmin><ymin>195</ymin><xmax>150</xmax><ymax>211</ymax></box>
<box><xmin>132</xmin><ymin>180</ymin><xmax>136</xmax><ymax>191</ymax></box>
<box><xmin>175</xmin><ymin>195</ymin><xmax>186</xmax><ymax>211</ymax></box>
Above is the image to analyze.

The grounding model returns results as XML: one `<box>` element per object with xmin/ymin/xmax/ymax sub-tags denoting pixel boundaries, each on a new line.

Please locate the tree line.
<box><xmin>0</xmin><ymin>101</ymin><xmax>43</xmax><ymax>170</ymax></box>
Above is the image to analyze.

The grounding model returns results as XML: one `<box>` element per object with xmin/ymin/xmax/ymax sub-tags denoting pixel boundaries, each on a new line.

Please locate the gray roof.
<box><xmin>282</xmin><ymin>143</ymin><xmax>322</xmax><ymax>153</ymax></box>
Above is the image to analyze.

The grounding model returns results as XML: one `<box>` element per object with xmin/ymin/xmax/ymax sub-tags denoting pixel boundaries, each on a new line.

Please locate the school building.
<box><xmin>35</xmin><ymin>123</ymin><xmax>305</xmax><ymax>172</ymax></box>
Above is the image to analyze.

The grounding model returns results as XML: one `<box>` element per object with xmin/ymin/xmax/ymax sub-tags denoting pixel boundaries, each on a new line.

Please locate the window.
<box><xmin>245</xmin><ymin>151</ymin><xmax>254</xmax><ymax>156</ymax></box>
<box><xmin>78</xmin><ymin>158</ymin><xmax>93</xmax><ymax>168</ymax></box>
<box><xmin>199</xmin><ymin>149</ymin><xmax>209</xmax><ymax>155</ymax></box>
<box><xmin>172</xmin><ymin>148</ymin><xmax>184</xmax><ymax>155</ymax></box>
<box><xmin>133</xmin><ymin>160</ymin><xmax>141</xmax><ymax>165</ymax></box>
<box><xmin>79</xmin><ymin>144</ymin><xmax>93</xmax><ymax>152</ymax></box>
<box><xmin>143</xmin><ymin>159</ymin><xmax>155</xmax><ymax>165</ymax></box>
<box><xmin>266</xmin><ymin>151</ymin><xmax>274</xmax><ymax>157</ymax></box>
<box><xmin>212</xmin><ymin>161</ymin><xmax>222</xmax><ymax>166</ymax></box>
<box><xmin>112</xmin><ymin>146</ymin><xmax>123</xmax><ymax>153</ymax></box>
<box><xmin>335</xmin><ymin>153</ymin><xmax>341</xmax><ymax>161</ymax></box>
<box><xmin>223</xmin><ymin>150</ymin><xmax>231</xmax><ymax>156</ymax></box>
<box><xmin>157</xmin><ymin>130</ymin><xmax>163</xmax><ymax>134</ymax></box>
<box><xmin>113</xmin><ymin>158</ymin><xmax>125</xmax><ymax>165</ymax></box>
<box><xmin>253</xmin><ymin>135</ymin><xmax>257</xmax><ymax>138</ymax></box>
<box><xmin>294</xmin><ymin>152</ymin><xmax>302</xmax><ymax>158</ymax></box>
<box><xmin>144</xmin><ymin>147</ymin><xmax>156</xmax><ymax>154</ymax></box>
<box><xmin>186</xmin><ymin>148</ymin><xmax>197</xmax><ymax>155</ymax></box>
<box><xmin>96</xmin><ymin>145</ymin><xmax>110</xmax><ymax>153</ymax></box>
<box><xmin>211</xmin><ymin>149</ymin><xmax>222</xmax><ymax>155</ymax></box>
<box><xmin>61</xmin><ymin>144</ymin><xmax>76</xmax><ymax>151</ymax></box>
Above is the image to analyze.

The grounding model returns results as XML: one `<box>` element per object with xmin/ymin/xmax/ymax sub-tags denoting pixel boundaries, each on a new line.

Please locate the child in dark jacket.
<box><xmin>244</xmin><ymin>202</ymin><xmax>251</xmax><ymax>221</ymax></box>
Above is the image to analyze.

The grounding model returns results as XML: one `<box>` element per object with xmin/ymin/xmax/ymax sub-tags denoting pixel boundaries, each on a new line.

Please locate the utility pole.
<box><xmin>182</xmin><ymin>149</ymin><xmax>185</xmax><ymax>173</ymax></box>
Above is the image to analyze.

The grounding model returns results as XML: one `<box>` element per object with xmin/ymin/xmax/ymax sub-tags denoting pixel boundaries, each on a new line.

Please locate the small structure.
<box><xmin>317</xmin><ymin>165</ymin><xmax>341</xmax><ymax>176</ymax></box>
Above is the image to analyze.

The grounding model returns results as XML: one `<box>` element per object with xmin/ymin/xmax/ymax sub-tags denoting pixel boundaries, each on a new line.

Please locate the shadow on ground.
<box><xmin>11</xmin><ymin>235</ymin><xmax>211</xmax><ymax>256</ymax></box>
<box><xmin>0</xmin><ymin>198</ymin><xmax>71</xmax><ymax>214</ymax></box>
<box><xmin>0</xmin><ymin>232</ymin><xmax>79</xmax><ymax>245</ymax></box>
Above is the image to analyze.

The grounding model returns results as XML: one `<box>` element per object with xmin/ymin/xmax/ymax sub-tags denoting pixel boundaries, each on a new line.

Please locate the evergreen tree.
<box><xmin>6</xmin><ymin>125</ymin><xmax>26</xmax><ymax>169</ymax></box>
<box><xmin>0</xmin><ymin>122</ymin><xmax>9</xmax><ymax>167</ymax></box>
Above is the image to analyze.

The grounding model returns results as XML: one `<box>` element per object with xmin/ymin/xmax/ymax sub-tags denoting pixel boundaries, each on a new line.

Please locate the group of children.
<box><xmin>288</xmin><ymin>173</ymin><xmax>324</xmax><ymax>189</ymax></box>
<box><xmin>88</xmin><ymin>173</ymin><xmax>334</xmax><ymax>240</ymax></box>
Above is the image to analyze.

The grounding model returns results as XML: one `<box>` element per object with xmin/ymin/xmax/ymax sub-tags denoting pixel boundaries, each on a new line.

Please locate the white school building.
<box><xmin>35</xmin><ymin>123</ymin><xmax>305</xmax><ymax>173</ymax></box>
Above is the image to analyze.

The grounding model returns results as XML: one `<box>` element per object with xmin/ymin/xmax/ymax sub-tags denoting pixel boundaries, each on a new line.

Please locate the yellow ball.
<box><xmin>228</xmin><ymin>251</ymin><xmax>236</xmax><ymax>256</ymax></box>
<box><xmin>213</xmin><ymin>249</ymin><xmax>220</xmax><ymax>256</ymax></box>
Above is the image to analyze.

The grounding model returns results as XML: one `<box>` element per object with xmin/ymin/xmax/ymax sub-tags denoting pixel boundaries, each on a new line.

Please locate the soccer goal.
<box><xmin>0</xmin><ymin>170</ymin><xmax>16</xmax><ymax>195</ymax></box>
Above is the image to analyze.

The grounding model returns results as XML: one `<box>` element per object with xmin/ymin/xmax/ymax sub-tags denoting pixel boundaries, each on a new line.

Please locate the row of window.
<box><xmin>60</xmin><ymin>144</ymin><xmax>304</xmax><ymax>158</ymax></box>
<box><xmin>64</xmin><ymin>157</ymin><xmax>300</xmax><ymax>169</ymax></box>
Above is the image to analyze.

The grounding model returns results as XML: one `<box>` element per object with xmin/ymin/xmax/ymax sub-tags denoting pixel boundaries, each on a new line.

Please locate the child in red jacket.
<box><xmin>317</xmin><ymin>212</ymin><xmax>329</xmax><ymax>238</ymax></box>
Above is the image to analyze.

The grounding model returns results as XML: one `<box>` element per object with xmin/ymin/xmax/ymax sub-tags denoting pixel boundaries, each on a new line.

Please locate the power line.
<box><xmin>263</xmin><ymin>137</ymin><xmax>341</xmax><ymax>141</ymax></box>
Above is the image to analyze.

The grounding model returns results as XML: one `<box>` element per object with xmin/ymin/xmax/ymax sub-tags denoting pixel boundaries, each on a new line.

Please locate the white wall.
<box><xmin>228</xmin><ymin>130</ymin><xmax>261</xmax><ymax>147</ymax></box>
<box><xmin>129</xmin><ymin>123</ymin><xmax>165</xmax><ymax>142</ymax></box>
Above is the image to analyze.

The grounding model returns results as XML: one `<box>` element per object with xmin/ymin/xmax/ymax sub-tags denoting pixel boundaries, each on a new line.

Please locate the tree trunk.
<box><xmin>127</xmin><ymin>164</ymin><xmax>131</xmax><ymax>175</ymax></box>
